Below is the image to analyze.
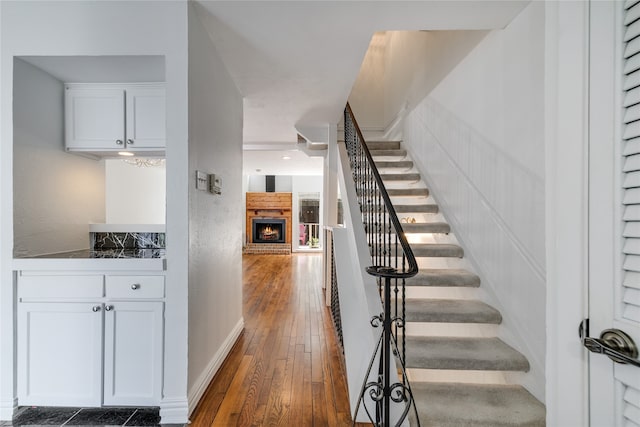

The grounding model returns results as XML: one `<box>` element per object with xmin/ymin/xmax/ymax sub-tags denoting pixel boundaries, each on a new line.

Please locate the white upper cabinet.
<box><xmin>65</xmin><ymin>88</ymin><xmax>125</xmax><ymax>150</ymax></box>
<box><xmin>125</xmin><ymin>87</ymin><xmax>166</xmax><ymax>149</ymax></box>
<box><xmin>65</xmin><ymin>84</ymin><xmax>165</xmax><ymax>155</ymax></box>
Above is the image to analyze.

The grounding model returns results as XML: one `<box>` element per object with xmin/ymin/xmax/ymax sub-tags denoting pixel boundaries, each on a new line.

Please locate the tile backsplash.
<box><xmin>91</xmin><ymin>232</ymin><xmax>165</xmax><ymax>250</ymax></box>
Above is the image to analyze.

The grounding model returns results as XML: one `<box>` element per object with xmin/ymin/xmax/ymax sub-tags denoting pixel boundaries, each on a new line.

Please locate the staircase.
<box><xmin>366</xmin><ymin>140</ymin><xmax>546</xmax><ymax>426</ymax></box>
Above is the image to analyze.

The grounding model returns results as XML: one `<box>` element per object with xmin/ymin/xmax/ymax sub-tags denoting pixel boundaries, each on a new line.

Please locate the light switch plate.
<box><xmin>196</xmin><ymin>171</ymin><xmax>208</xmax><ymax>191</ymax></box>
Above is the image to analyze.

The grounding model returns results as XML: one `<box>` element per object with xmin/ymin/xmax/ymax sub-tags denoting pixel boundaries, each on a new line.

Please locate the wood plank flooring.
<box><xmin>190</xmin><ymin>254</ymin><xmax>367</xmax><ymax>427</ymax></box>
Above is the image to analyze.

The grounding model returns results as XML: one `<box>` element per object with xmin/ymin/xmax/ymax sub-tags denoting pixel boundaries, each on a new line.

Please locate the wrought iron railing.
<box><xmin>327</xmin><ymin>228</ymin><xmax>344</xmax><ymax>348</ymax></box>
<box><xmin>344</xmin><ymin>103</ymin><xmax>420</xmax><ymax>426</ymax></box>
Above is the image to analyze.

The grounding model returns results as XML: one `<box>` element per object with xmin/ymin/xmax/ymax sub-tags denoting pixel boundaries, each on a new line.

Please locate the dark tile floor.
<box><xmin>0</xmin><ymin>407</ymin><xmax>168</xmax><ymax>426</ymax></box>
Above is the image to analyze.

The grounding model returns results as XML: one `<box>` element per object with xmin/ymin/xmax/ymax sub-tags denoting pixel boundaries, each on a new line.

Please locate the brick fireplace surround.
<box><xmin>244</xmin><ymin>192</ymin><xmax>292</xmax><ymax>255</ymax></box>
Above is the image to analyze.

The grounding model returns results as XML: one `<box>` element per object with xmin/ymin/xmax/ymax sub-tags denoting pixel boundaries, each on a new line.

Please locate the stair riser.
<box><xmin>406</xmin><ymin>369</ymin><xmax>526</xmax><ymax>386</ymax></box>
<box><xmin>405</xmin><ymin>287</ymin><xmax>479</xmax><ymax>300</ymax></box>
<box><xmin>404</xmin><ymin>322</ymin><xmax>498</xmax><ymax>338</ymax></box>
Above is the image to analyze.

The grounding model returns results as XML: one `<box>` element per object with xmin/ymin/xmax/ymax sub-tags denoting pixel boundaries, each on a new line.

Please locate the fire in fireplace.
<box><xmin>252</xmin><ymin>218</ymin><xmax>286</xmax><ymax>244</ymax></box>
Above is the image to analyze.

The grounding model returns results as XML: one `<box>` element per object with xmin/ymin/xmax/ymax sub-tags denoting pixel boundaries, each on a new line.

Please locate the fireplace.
<box><xmin>252</xmin><ymin>218</ymin><xmax>286</xmax><ymax>244</ymax></box>
<box><xmin>245</xmin><ymin>192</ymin><xmax>292</xmax><ymax>254</ymax></box>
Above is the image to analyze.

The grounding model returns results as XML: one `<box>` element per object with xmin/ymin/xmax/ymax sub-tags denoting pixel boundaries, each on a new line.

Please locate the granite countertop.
<box><xmin>31</xmin><ymin>248</ymin><xmax>166</xmax><ymax>259</ymax></box>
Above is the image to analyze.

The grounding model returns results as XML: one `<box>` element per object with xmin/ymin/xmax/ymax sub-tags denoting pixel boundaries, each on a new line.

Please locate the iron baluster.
<box><xmin>344</xmin><ymin>104</ymin><xmax>419</xmax><ymax>426</ymax></box>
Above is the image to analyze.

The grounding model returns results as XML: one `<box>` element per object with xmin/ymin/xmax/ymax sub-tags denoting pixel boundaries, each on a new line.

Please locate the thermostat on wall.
<box><xmin>209</xmin><ymin>174</ymin><xmax>222</xmax><ymax>195</ymax></box>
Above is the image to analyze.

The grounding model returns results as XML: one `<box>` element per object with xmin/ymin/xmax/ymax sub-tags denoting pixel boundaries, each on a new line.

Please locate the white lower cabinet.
<box><xmin>18</xmin><ymin>302</ymin><xmax>104</xmax><ymax>406</ymax></box>
<box><xmin>103</xmin><ymin>301</ymin><xmax>163</xmax><ymax>405</ymax></box>
<box><xmin>17</xmin><ymin>274</ymin><xmax>164</xmax><ymax>407</ymax></box>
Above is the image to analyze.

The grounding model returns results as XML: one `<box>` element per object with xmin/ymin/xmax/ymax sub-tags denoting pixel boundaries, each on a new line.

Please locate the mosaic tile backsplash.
<box><xmin>91</xmin><ymin>232</ymin><xmax>166</xmax><ymax>250</ymax></box>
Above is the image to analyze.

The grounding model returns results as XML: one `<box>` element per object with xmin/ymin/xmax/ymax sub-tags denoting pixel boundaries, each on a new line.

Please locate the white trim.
<box><xmin>186</xmin><ymin>317</ymin><xmax>244</xmax><ymax>416</ymax></box>
<box><xmin>0</xmin><ymin>397</ymin><xmax>17</xmax><ymax>421</ymax></box>
<box><xmin>544</xmin><ymin>1</ymin><xmax>590</xmax><ymax>425</ymax></box>
<box><xmin>159</xmin><ymin>396</ymin><xmax>190</xmax><ymax>425</ymax></box>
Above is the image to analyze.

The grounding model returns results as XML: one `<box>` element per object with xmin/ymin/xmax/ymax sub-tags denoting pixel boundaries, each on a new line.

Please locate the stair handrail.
<box><xmin>343</xmin><ymin>103</ymin><xmax>420</xmax><ymax>427</ymax></box>
<box><xmin>345</xmin><ymin>103</ymin><xmax>419</xmax><ymax>280</ymax></box>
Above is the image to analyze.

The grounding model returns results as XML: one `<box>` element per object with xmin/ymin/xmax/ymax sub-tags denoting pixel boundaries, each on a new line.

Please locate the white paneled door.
<box><xmin>588</xmin><ymin>2</ymin><xmax>640</xmax><ymax>426</ymax></box>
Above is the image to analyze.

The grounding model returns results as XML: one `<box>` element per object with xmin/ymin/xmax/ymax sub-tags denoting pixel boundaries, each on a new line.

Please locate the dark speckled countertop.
<box><xmin>31</xmin><ymin>248</ymin><xmax>166</xmax><ymax>259</ymax></box>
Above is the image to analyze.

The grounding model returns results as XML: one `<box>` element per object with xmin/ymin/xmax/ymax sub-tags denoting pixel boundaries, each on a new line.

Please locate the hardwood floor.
<box><xmin>190</xmin><ymin>254</ymin><xmax>365</xmax><ymax>427</ymax></box>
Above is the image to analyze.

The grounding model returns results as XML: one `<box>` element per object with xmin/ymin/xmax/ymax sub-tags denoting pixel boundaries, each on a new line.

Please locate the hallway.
<box><xmin>190</xmin><ymin>254</ymin><xmax>358</xmax><ymax>426</ymax></box>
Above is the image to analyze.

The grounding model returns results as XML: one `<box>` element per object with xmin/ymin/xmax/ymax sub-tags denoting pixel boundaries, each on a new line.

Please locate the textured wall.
<box><xmin>187</xmin><ymin>3</ymin><xmax>244</xmax><ymax>411</ymax></box>
<box><xmin>403</xmin><ymin>2</ymin><xmax>546</xmax><ymax>401</ymax></box>
<box><xmin>13</xmin><ymin>59</ymin><xmax>105</xmax><ymax>257</ymax></box>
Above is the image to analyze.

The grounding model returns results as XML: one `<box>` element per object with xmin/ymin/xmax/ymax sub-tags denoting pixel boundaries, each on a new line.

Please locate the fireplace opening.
<box><xmin>252</xmin><ymin>218</ymin><xmax>286</xmax><ymax>244</ymax></box>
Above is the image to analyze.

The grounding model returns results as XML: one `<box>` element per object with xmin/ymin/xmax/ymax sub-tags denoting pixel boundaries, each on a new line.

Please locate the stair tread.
<box><xmin>405</xmin><ymin>299</ymin><xmax>502</xmax><ymax>324</ymax></box>
<box><xmin>395</xmin><ymin>204</ymin><xmax>439</xmax><ymax>213</ymax></box>
<box><xmin>380</xmin><ymin>173</ymin><xmax>421</xmax><ymax>181</ymax></box>
<box><xmin>401</xmin><ymin>222</ymin><xmax>450</xmax><ymax>233</ymax></box>
<box><xmin>405</xmin><ymin>269</ymin><xmax>480</xmax><ymax>287</ymax></box>
<box><xmin>366</xmin><ymin>140</ymin><xmax>402</xmax><ymax>150</ymax></box>
<box><xmin>411</xmin><ymin>382</ymin><xmax>545</xmax><ymax>427</ymax></box>
<box><xmin>361</xmin><ymin>204</ymin><xmax>438</xmax><ymax>213</ymax></box>
<box><xmin>405</xmin><ymin>243</ymin><xmax>464</xmax><ymax>258</ymax></box>
<box><xmin>369</xmin><ymin>149</ymin><xmax>407</xmax><ymax>157</ymax></box>
<box><xmin>374</xmin><ymin>160</ymin><xmax>414</xmax><ymax>168</ymax></box>
<box><xmin>405</xmin><ymin>336</ymin><xmax>530</xmax><ymax>371</ymax></box>
<box><xmin>387</xmin><ymin>188</ymin><xmax>429</xmax><ymax>197</ymax></box>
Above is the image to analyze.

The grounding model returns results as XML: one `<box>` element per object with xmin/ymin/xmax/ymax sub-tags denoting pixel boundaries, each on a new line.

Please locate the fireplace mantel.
<box><xmin>245</xmin><ymin>192</ymin><xmax>292</xmax><ymax>254</ymax></box>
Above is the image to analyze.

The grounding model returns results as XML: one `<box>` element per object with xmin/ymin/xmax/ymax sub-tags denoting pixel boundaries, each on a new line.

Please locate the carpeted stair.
<box><xmin>365</xmin><ymin>140</ymin><xmax>546</xmax><ymax>426</ymax></box>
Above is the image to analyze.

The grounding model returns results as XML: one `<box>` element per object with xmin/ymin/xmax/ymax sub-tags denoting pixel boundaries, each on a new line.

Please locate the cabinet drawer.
<box><xmin>19</xmin><ymin>275</ymin><xmax>104</xmax><ymax>300</ymax></box>
<box><xmin>106</xmin><ymin>276</ymin><xmax>164</xmax><ymax>299</ymax></box>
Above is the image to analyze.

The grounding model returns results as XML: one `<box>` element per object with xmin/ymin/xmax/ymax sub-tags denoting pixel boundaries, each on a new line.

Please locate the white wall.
<box><xmin>186</xmin><ymin>3</ymin><xmax>244</xmax><ymax>414</ymax></box>
<box><xmin>105</xmin><ymin>159</ymin><xmax>166</xmax><ymax>224</ymax></box>
<box><xmin>13</xmin><ymin>59</ymin><xmax>105</xmax><ymax>257</ymax></box>
<box><xmin>349</xmin><ymin>30</ymin><xmax>488</xmax><ymax>136</ymax></box>
<box><xmin>403</xmin><ymin>2</ymin><xmax>546</xmax><ymax>401</ymax></box>
<box><xmin>0</xmin><ymin>2</ymin><xmax>189</xmax><ymax>422</ymax></box>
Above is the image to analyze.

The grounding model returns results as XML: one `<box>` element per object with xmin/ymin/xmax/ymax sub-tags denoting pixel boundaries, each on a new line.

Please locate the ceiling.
<box><xmin>19</xmin><ymin>3</ymin><xmax>530</xmax><ymax>177</ymax></box>
<box><xmin>18</xmin><ymin>56</ymin><xmax>165</xmax><ymax>83</ymax></box>
<box><xmin>194</xmin><ymin>0</ymin><xmax>529</xmax><ymax>175</ymax></box>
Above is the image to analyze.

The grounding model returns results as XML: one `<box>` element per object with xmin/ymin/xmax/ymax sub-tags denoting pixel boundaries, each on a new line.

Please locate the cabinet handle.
<box><xmin>92</xmin><ymin>305</ymin><xmax>101</xmax><ymax>312</ymax></box>
<box><xmin>105</xmin><ymin>305</ymin><xmax>114</xmax><ymax>311</ymax></box>
<box><xmin>127</xmin><ymin>139</ymin><xmax>134</xmax><ymax>145</ymax></box>
<box><xmin>131</xmin><ymin>283</ymin><xmax>140</xmax><ymax>290</ymax></box>
<box><xmin>116</xmin><ymin>139</ymin><xmax>124</xmax><ymax>145</ymax></box>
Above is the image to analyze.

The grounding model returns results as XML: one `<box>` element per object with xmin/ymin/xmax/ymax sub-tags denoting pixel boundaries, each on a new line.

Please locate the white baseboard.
<box><xmin>187</xmin><ymin>318</ymin><xmax>245</xmax><ymax>416</ymax></box>
<box><xmin>160</xmin><ymin>396</ymin><xmax>189</xmax><ymax>424</ymax></box>
<box><xmin>0</xmin><ymin>397</ymin><xmax>17</xmax><ymax>421</ymax></box>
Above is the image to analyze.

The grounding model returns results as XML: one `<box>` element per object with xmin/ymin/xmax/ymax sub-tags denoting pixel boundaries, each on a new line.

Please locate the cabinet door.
<box><xmin>18</xmin><ymin>302</ymin><xmax>103</xmax><ymax>406</ymax></box>
<box><xmin>103</xmin><ymin>301</ymin><xmax>163</xmax><ymax>405</ymax></box>
<box><xmin>125</xmin><ymin>88</ymin><xmax>166</xmax><ymax>149</ymax></box>
<box><xmin>65</xmin><ymin>88</ymin><xmax>125</xmax><ymax>150</ymax></box>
